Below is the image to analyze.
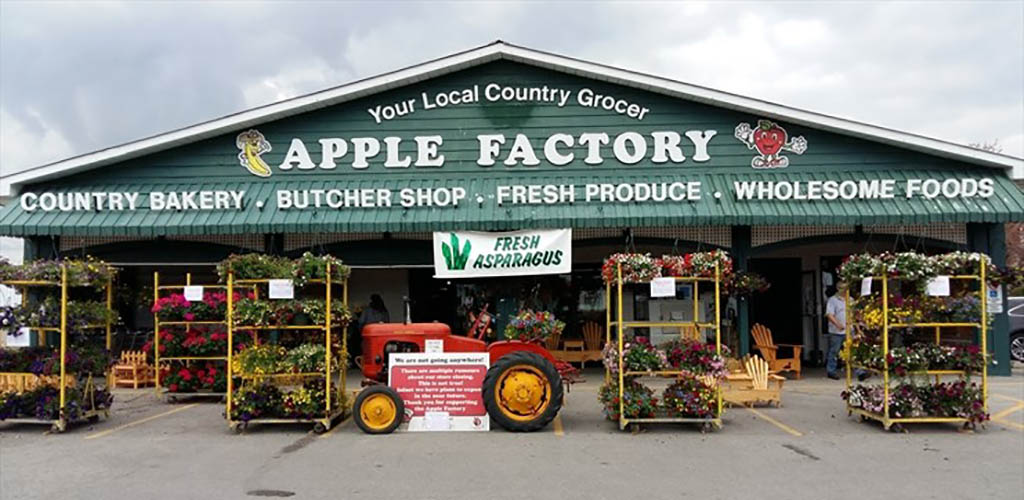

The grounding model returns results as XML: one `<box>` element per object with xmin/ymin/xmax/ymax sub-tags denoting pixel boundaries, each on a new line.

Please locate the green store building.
<box><xmin>1</xmin><ymin>42</ymin><xmax>1022</xmax><ymax>373</ymax></box>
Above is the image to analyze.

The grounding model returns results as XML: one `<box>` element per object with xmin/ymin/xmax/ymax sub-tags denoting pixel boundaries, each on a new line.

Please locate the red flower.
<box><xmin>169</xmin><ymin>384</ymin><xmax>178</xmax><ymax>392</ymax></box>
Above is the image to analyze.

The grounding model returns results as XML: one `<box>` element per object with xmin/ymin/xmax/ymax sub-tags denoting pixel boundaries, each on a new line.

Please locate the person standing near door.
<box><xmin>825</xmin><ymin>282</ymin><xmax>867</xmax><ymax>381</ymax></box>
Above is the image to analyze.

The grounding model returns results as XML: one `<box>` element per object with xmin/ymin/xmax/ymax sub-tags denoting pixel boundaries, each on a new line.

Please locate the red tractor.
<box><xmin>353</xmin><ymin>313</ymin><xmax>573</xmax><ymax>434</ymax></box>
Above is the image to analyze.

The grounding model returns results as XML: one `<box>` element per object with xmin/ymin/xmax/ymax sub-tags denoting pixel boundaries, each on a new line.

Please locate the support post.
<box><xmin>731</xmin><ymin>226</ymin><xmax>752</xmax><ymax>356</ymax></box>
<box><xmin>968</xmin><ymin>223</ymin><xmax>1010</xmax><ymax>376</ymax></box>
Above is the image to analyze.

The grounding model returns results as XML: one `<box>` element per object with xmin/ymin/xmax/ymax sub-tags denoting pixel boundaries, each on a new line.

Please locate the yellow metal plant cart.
<box><xmin>153</xmin><ymin>272</ymin><xmax>231</xmax><ymax>403</ymax></box>
<box><xmin>225</xmin><ymin>262</ymin><xmax>349</xmax><ymax>434</ymax></box>
<box><xmin>0</xmin><ymin>263</ymin><xmax>116</xmax><ymax>432</ymax></box>
<box><xmin>844</xmin><ymin>258</ymin><xmax>989</xmax><ymax>432</ymax></box>
<box><xmin>605</xmin><ymin>261</ymin><xmax>723</xmax><ymax>432</ymax></box>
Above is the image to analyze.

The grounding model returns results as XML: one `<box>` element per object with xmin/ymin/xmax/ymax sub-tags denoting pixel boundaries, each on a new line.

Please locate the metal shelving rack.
<box><xmin>604</xmin><ymin>261</ymin><xmax>723</xmax><ymax>431</ymax></box>
<box><xmin>152</xmin><ymin>272</ymin><xmax>230</xmax><ymax>402</ymax></box>
<box><xmin>844</xmin><ymin>258</ymin><xmax>989</xmax><ymax>431</ymax></box>
<box><xmin>225</xmin><ymin>263</ymin><xmax>349</xmax><ymax>434</ymax></box>
<box><xmin>0</xmin><ymin>264</ymin><xmax>115</xmax><ymax>432</ymax></box>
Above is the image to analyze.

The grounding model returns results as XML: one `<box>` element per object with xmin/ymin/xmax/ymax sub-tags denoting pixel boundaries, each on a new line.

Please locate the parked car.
<box><xmin>1010</xmin><ymin>297</ymin><xmax>1024</xmax><ymax>363</ymax></box>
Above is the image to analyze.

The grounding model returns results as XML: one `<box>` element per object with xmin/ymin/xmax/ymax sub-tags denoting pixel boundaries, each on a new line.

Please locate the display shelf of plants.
<box><xmin>599</xmin><ymin>252</ymin><xmax>728</xmax><ymax>432</ymax></box>
<box><xmin>0</xmin><ymin>257</ymin><xmax>117</xmax><ymax>432</ymax></box>
<box><xmin>149</xmin><ymin>272</ymin><xmax>238</xmax><ymax>402</ymax></box>
<box><xmin>223</xmin><ymin>253</ymin><xmax>352</xmax><ymax>434</ymax></box>
<box><xmin>839</xmin><ymin>251</ymin><xmax>994</xmax><ymax>432</ymax></box>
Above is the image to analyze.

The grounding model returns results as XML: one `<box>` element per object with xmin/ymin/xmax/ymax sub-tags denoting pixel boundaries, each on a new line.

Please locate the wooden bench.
<box><xmin>0</xmin><ymin>372</ymin><xmax>75</xmax><ymax>393</ymax></box>
<box><xmin>549</xmin><ymin>322</ymin><xmax>604</xmax><ymax>367</ymax></box>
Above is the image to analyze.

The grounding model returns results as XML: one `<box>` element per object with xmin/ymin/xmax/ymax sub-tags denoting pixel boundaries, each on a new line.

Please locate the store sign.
<box><xmin>263</xmin><ymin>129</ymin><xmax>718</xmax><ymax>175</ymax></box>
<box><xmin>433</xmin><ymin>229</ymin><xmax>571</xmax><ymax>279</ymax></box>
<box><xmin>388</xmin><ymin>352</ymin><xmax>489</xmax><ymax>432</ymax></box>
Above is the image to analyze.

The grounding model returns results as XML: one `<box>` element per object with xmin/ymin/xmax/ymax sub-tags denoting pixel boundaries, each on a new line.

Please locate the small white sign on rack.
<box><xmin>860</xmin><ymin>277</ymin><xmax>873</xmax><ymax>296</ymax></box>
<box><xmin>183</xmin><ymin>285</ymin><xmax>204</xmax><ymax>302</ymax></box>
<box><xmin>926</xmin><ymin>276</ymin><xmax>950</xmax><ymax>297</ymax></box>
<box><xmin>988</xmin><ymin>284</ymin><xmax>1004</xmax><ymax>314</ymax></box>
<box><xmin>650</xmin><ymin>277</ymin><xmax>676</xmax><ymax>298</ymax></box>
<box><xmin>6</xmin><ymin>327</ymin><xmax>31</xmax><ymax>347</ymax></box>
<box><xmin>268</xmin><ymin>279</ymin><xmax>295</xmax><ymax>299</ymax></box>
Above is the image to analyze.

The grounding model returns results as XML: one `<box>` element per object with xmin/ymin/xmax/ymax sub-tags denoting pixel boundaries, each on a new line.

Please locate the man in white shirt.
<box><xmin>824</xmin><ymin>281</ymin><xmax>864</xmax><ymax>380</ymax></box>
<box><xmin>823</xmin><ymin>280</ymin><xmax>847</xmax><ymax>379</ymax></box>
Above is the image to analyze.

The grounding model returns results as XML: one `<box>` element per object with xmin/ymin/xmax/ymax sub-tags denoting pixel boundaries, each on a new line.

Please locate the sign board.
<box><xmin>925</xmin><ymin>276</ymin><xmax>950</xmax><ymax>297</ymax></box>
<box><xmin>183</xmin><ymin>285</ymin><xmax>204</xmax><ymax>302</ymax></box>
<box><xmin>987</xmin><ymin>284</ymin><xmax>1004</xmax><ymax>314</ymax></box>
<box><xmin>388</xmin><ymin>352</ymin><xmax>489</xmax><ymax>432</ymax></box>
<box><xmin>433</xmin><ymin>229</ymin><xmax>571</xmax><ymax>279</ymax></box>
<box><xmin>650</xmin><ymin>277</ymin><xmax>676</xmax><ymax>298</ymax></box>
<box><xmin>5</xmin><ymin>327</ymin><xmax>31</xmax><ymax>347</ymax></box>
<box><xmin>425</xmin><ymin>339</ymin><xmax>444</xmax><ymax>353</ymax></box>
<box><xmin>268</xmin><ymin>279</ymin><xmax>294</xmax><ymax>299</ymax></box>
<box><xmin>860</xmin><ymin>277</ymin><xmax>873</xmax><ymax>296</ymax></box>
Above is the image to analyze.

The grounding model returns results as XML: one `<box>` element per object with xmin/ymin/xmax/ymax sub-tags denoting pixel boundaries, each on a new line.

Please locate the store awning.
<box><xmin>1</xmin><ymin>169</ymin><xmax>1021</xmax><ymax>237</ymax></box>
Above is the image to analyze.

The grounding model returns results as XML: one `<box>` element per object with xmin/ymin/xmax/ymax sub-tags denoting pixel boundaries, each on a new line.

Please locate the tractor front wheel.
<box><xmin>354</xmin><ymin>385</ymin><xmax>404</xmax><ymax>434</ymax></box>
<box><xmin>483</xmin><ymin>352</ymin><xmax>563</xmax><ymax>432</ymax></box>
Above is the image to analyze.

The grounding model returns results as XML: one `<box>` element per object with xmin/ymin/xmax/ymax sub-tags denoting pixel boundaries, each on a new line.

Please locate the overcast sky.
<box><xmin>0</xmin><ymin>1</ymin><xmax>1022</xmax><ymax>264</ymax></box>
<box><xmin>1</xmin><ymin>0</ymin><xmax>1022</xmax><ymax>180</ymax></box>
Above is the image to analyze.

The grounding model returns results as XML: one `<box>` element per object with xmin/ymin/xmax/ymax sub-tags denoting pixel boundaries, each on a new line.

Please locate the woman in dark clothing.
<box><xmin>359</xmin><ymin>294</ymin><xmax>390</xmax><ymax>329</ymax></box>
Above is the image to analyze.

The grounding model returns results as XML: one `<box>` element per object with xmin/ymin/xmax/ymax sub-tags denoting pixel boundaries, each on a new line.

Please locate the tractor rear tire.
<box><xmin>483</xmin><ymin>351</ymin><xmax>563</xmax><ymax>432</ymax></box>
<box><xmin>354</xmin><ymin>385</ymin><xmax>404</xmax><ymax>435</ymax></box>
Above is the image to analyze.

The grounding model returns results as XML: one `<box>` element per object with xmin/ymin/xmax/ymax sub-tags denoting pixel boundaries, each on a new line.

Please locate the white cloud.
<box><xmin>0</xmin><ymin>109</ymin><xmax>74</xmax><ymax>176</ymax></box>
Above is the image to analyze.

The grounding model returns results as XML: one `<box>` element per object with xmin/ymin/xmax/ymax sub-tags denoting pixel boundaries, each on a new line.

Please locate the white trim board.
<box><xmin>2</xmin><ymin>40</ymin><xmax>1021</xmax><ymax>198</ymax></box>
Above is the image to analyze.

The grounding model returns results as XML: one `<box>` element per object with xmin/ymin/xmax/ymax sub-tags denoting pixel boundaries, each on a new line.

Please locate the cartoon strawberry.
<box><xmin>752</xmin><ymin>120</ymin><xmax>786</xmax><ymax>157</ymax></box>
<box><xmin>734</xmin><ymin>119</ymin><xmax>808</xmax><ymax>169</ymax></box>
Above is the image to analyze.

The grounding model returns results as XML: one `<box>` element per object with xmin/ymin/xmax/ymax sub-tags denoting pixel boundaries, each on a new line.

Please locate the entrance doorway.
<box><xmin>749</xmin><ymin>258</ymin><xmax>803</xmax><ymax>347</ymax></box>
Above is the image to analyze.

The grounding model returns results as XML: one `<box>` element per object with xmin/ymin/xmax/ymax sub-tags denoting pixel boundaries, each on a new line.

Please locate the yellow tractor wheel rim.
<box><xmin>495</xmin><ymin>365</ymin><xmax>551</xmax><ymax>421</ymax></box>
<box><xmin>360</xmin><ymin>393</ymin><xmax>397</xmax><ymax>430</ymax></box>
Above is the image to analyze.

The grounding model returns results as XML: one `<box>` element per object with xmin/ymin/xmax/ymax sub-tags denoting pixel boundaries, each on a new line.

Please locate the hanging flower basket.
<box><xmin>602</xmin><ymin>253</ymin><xmax>661</xmax><ymax>283</ymax></box>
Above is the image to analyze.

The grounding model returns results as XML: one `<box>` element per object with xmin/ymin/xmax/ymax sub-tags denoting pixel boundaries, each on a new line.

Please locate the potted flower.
<box><xmin>662</xmin><ymin>377</ymin><xmax>717</xmax><ymax>418</ymax></box>
<box><xmin>598</xmin><ymin>378</ymin><xmax>658</xmax><ymax>420</ymax></box>
<box><xmin>503</xmin><ymin>310</ymin><xmax>565</xmax><ymax>343</ymax></box>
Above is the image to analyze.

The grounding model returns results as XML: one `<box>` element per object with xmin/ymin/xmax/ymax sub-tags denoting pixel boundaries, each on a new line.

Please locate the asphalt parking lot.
<box><xmin>2</xmin><ymin>366</ymin><xmax>1023</xmax><ymax>500</ymax></box>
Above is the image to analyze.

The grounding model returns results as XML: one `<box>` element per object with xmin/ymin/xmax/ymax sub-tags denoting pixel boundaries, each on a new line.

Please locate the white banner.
<box><xmin>432</xmin><ymin>229</ymin><xmax>571</xmax><ymax>278</ymax></box>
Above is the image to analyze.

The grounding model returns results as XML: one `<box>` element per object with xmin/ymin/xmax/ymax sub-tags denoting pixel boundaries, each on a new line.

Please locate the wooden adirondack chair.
<box><xmin>582</xmin><ymin>322</ymin><xmax>603</xmax><ymax>352</ymax></box>
<box><xmin>113</xmin><ymin>350</ymin><xmax>155</xmax><ymax>389</ymax></box>
<box><xmin>722</xmin><ymin>355</ymin><xmax>785</xmax><ymax>407</ymax></box>
<box><xmin>751</xmin><ymin>323</ymin><xmax>802</xmax><ymax>379</ymax></box>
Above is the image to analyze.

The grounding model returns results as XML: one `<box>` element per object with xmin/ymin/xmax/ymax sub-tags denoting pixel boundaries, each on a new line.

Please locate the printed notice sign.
<box><xmin>926</xmin><ymin>276</ymin><xmax>951</xmax><ymax>297</ymax></box>
<box><xmin>268</xmin><ymin>279</ymin><xmax>294</xmax><ymax>299</ymax></box>
<box><xmin>861</xmin><ymin>277</ymin><xmax>873</xmax><ymax>296</ymax></box>
<box><xmin>6</xmin><ymin>327</ymin><xmax>31</xmax><ymax>347</ymax></box>
<box><xmin>389</xmin><ymin>352</ymin><xmax>489</xmax><ymax>432</ymax></box>
<box><xmin>183</xmin><ymin>286</ymin><xmax>204</xmax><ymax>302</ymax></box>
<box><xmin>650</xmin><ymin>277</ymin><xmax>676</xmax><ymax>298</ymax></box>
<box><xmin>988</xmin><ymin>284</ymin><xmax>1004</xmax><ymax>314</ymax></box>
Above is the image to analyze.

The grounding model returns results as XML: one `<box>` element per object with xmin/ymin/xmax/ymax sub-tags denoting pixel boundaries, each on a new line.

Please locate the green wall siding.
<box><xmin>1</xmin><ymin>60</ymin><xmax>1021</xmax><ymax>236</ymax></box>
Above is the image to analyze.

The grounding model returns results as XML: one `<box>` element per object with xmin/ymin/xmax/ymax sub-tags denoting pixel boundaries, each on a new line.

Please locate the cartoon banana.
<box><xmin>236</xmin><ymin>130</ymin><xmax>273</xmax><ymax>177</ymax></box>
